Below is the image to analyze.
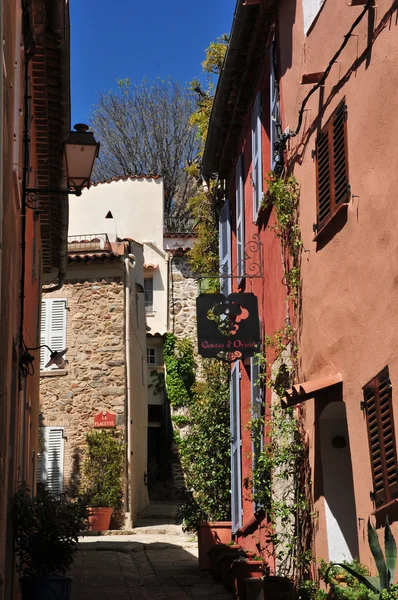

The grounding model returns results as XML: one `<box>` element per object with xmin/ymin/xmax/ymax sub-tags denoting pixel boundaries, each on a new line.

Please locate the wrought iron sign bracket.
<box><xmin>196</xmin><ymin>234</ymin><xmax>263</xmax><ymax>282</ymax></box>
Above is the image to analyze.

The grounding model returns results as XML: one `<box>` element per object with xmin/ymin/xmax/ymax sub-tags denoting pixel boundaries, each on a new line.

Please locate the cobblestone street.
<box><xmin>69</xmin><ymin>507</ymin><xmax>233</xmax><ymax>600</ymax></box>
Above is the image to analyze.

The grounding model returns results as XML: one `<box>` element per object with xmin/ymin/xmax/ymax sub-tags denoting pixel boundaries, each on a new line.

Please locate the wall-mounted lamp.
<box><xmin>26</xmin><ymin>124</ymin><xmax>100</xmax><ymax>200</ymax></box>
<box><xmin>19</xmin><ymin>345</ymin><xmax>68</xmax><ymax>376</ymax></box>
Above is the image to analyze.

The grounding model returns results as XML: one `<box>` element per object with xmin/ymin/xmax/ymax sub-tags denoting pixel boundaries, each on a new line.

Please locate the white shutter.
<box><xmin>40</xmin><ymin>299</ymin><xmax>67</xmax><ymax>370</ymax></box>
<box><xmin>236</xmin><ymin>156</ymin><xmax>245</xmax><ymax>279</ymax></box>
<box><xmin>230</xmin><ymin>363</ymin><xmax>242</xmax><ymax>533</ymax></box>
<box><xmin>270</xmin><ymin>42</ymin><xmax>281</xmax><ymax>171</ymax></box>
<box><xmin>251</xmin><ymin>357</ymin><xmax>264</xmax><ymax>511</ymax></box>
<box><xmin>252</xmin><ymin>92</ymin><xmax>263</xmax><ymax>218</ymax></box>
<box><xmin>219</xmin><ymin>199</ymin><xmax>232</xmax><ymax>296</ymax></box>
<box><xmin>37</xmin><ymin>427</ymin><xmax>64</xmax><ymax>493</ymax></box>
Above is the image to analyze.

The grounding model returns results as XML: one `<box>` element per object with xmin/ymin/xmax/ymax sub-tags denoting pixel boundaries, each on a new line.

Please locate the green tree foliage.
<box><xmin>90</xmin><ymin>78</ymin><xmax>199</xmax><ymax>216</ymax></box>
<box><xmin>187</xmin><ymin>35</ymin><xmax>228</xmax><ymax>280</ymax></box>
<box><xmin>81</xmin><ymin>429</ymin><xmax>125</xmax><ymax>509</ymax></box>
<box><xmin>163</xmin><ymin>334</ymin><xmax>231</xmax><ymax>530</ymax></box>
<box><xmin>179</xmin><ymin>360</ymin><xmax>231</xmax><ymax>530</ymax></box>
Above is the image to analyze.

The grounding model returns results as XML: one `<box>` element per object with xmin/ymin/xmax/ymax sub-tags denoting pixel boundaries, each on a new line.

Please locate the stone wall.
<box><xmin>40</xmin><ymin>277</ymin><xmax>126</xmax><ymax>495</ymax></box>
<box><xmin>169</xmin><ymin>255</ymin><xmax>198</xmax><ymax>343</ymax></box>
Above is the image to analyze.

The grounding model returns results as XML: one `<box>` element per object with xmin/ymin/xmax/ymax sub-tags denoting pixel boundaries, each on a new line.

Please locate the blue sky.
<box><xmin>70</xmin><ymin>0</ymin><xmax>236</xmax><ymax>126</ymax></box>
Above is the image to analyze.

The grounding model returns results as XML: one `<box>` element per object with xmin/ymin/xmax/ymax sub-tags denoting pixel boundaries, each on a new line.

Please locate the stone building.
<box><xmin>39</xmin><ymin>238</ymin><xmax>149</xmax><ymax>525</ymax></box>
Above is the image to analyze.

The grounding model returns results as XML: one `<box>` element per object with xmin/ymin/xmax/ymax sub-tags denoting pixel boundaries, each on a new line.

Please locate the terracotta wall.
<box><xmin>278</xmin><ymin>0</ymin><xmax>398</xmax><ymax>565</ymax></box>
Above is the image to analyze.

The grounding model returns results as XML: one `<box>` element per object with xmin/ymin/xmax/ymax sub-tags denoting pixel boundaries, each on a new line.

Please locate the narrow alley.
<box><xmin>69</xmin><ymin>504</ymin><xmax>233</xmax><ymax>600</ymax></box>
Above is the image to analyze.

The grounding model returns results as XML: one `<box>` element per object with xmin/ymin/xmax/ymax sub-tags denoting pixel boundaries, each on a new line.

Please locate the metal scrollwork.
<box><xmin>197</xmin><ymin>234</ymin><xmax>263</xmax><ymax>281</ymax></box>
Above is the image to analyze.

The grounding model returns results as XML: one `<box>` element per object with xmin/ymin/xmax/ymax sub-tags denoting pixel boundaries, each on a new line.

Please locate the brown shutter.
<box><xmin>315</xmin><ymin>100</ymin><xmax>349</xmax><ymax>232</ymax></box>
<box><xmin>332</xmin><ymin>103</ymin><xmax>349</xmax><ymax>209</ymax></box>
<box><xmin>364</xmin><ymin>367</ymin><xmax>398</xmax><ymax>507</ymax></box>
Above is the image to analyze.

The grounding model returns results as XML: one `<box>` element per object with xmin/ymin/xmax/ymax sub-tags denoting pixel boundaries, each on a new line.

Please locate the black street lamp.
<box><xmin>26</xmin><ymin>123</ymin><xmax>100</xmax><ymax>198</ymax></box>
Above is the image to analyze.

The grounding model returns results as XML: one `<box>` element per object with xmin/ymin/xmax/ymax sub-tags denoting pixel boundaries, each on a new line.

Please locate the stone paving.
<box><xmin>68</xmin><ymin>506</ymin><xmax>234</xmax><ymax>600</ymax></box>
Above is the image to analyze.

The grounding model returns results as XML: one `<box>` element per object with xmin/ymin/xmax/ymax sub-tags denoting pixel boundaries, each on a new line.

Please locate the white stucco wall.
<box><xmin>69</xmin><ymin>177</ymin><xmax>168</xmax><ymax>335</ymax></box>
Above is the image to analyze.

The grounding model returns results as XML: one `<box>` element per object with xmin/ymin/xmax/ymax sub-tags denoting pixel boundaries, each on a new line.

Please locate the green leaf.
<box><xmin>368</xmin><ymin>518</ymin><xmax>388</xmax><ymax>590</ymax></box>
<box><xmin>384</xmin><ymin>517</ymin><xmax>397</xmax><ymax>588</ymax></box>
<box><xmin>325</xmin><ymin>563</ymin><xmax>381</xmax><ymax>593</ymax></box>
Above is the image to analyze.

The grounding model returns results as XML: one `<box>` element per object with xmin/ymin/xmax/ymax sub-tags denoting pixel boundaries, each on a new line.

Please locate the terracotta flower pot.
<box><xmin>231</xmin><ymin>560</ymin><xmax>263</xmax><ymax>600</ymax></box>
<box><xmin>215</xmin><ymin>546</ymin><xmax>245</xmax><ymax>588</ymax></box>
<box><xmin>88</xmin><ymin>507</ymin><xmax>113</xmax><ymax>531</ymax></box>
<box><xmin>244</xmin><ymin>577</ymin><xmax>264</xmax><ymax>600</ymax></box>
<box><xmin>197</xmin><ymin>521</ymin><xmax>232</xmax><ymax>570</ymax></box>
<box><xmin>263</xmin><ymin>576</ymin><xmax>293</xmax><ymax>600</ymax></box>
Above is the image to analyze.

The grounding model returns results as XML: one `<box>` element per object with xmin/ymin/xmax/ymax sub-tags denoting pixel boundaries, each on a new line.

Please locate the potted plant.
<box><xmin>13</xmin><ymin>482</ymin><xmax>87</xmax><ymax>600</ymax></box>
<box><xmin>81</xmin><ymin>429</ymin><xmax>125</xmax><ymax>531</ymax></box>
<box><xmin>231</xmin><ymin>556</ymin><xmax>263</xmax><ymax>600</ymax></box>
<box><xmin>197</xmin><ymin>521</ymin><xmax>233</xmax><ymax>571</ymax></box>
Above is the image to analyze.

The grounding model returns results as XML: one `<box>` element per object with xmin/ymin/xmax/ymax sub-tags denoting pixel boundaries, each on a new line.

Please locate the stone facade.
<box><xmin>169</xmin><ymin>255</ymin><xmax>198</xmax><ymax>344</ymax></box>
<box><xmin>40</xmin><ymin>276</ymin><xmax>126</xmax><ymax>495</ymax></box>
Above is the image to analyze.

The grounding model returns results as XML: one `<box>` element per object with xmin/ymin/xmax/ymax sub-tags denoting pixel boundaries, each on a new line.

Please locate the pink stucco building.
<box><xmin>203</xmin><ymin>0</ymin><xmax>398</xmax><ymax>579</ymax></box>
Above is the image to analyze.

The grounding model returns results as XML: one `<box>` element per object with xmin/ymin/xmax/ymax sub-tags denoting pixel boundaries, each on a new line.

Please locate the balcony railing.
<box><xmin>164</xmin><ymin>217</ymin><xmax>195</xmax><ymax>235</ymax></box>
<box><xmin>67</xmin><ymin>233</ymin><xmax>111</xmax><ymax>253</ymax></box>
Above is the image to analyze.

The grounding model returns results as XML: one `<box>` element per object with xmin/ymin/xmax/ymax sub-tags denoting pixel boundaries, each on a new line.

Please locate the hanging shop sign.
<box><xmin>196</xmin><ymin>293</ymin><xmax>260</xmax><ymax>362</ymax></box>
<box><xmin>93</xmin><ymin>410</ymin><xmax>116</xmax><ymax>428</ymax></box>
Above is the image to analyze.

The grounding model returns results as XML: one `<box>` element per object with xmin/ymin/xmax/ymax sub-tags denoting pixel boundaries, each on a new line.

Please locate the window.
<box><xmin>252</xmin><ymin>92</ymin><xmax>263</xmax><ymax>218</ymax></box>
<box><xmin>236</xmin><ymin>155</ymin><xmax>245</xmax><ymax>279</ymax></box>
<box><xmin>219</xmin><ymin>199</ymin><xmax>232</xmax><ymax>296</ymax></box>
<box><xmin>251</xmin><ymin>357</ymin><xmax>264</xmax><ymax>511</ymax></box>
<box><xmin>231</xmin><ymin>362</ymin><xmax>242</xmax><ymax>533</ymax></box>
<box><xmin>40</xmin><ymin>299</ymin><xmax>67</xmax><ymax>370</ymax></box>
<box><xmin>37</xmin><ymin>427</ymin><xmax>65</xmax><ymax>493</ymax></box>
<box><xmin>147</xmin><ymin>348</ymin><xmax>156</xmax><ymax>364</ymax></box>
<box><xmin>144</xmin><ymin>277</ymin><xmax>154</xmax><ymax>313</ymax></box>
<box><xmin>270</xmin><ymin>43</ymin><xmax>281</xmax><ymax>171</ymax></box>
<box><xmin>363</xmin><ymin>367</ymin><xmax>398</xmax><ymax>507</ymax></box>
<box><xmin>315</xmin><ymin>101</ymin><xmax>349</xmax><ymax>233</ymax></box>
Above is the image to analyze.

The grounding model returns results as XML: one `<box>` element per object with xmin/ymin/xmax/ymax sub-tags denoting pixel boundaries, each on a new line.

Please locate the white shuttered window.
<box><xmin>236</xmin><ymin>156</ymin><xmax>245</xmax><ymax>279</ymax></box>
<box><xmin>37</xmin><ymin>427</ymin><xmax>64</xmax><ymax>493</ymax></box>
<box><xmin>230</xmin><ymin>362</ymin><xmax>242</xmax><ymax>533</ymax></box>
<box><xmin>251</xmin><ymin>92</ymin><xmax>263</xmax><ymax>219</ymax></box>
<box><xmin>40</xmin><ymin>299</ymin><xmax>67</xmax><ymax>370</ymax></box>
<box><xmin>219</xmin><ymin>199</ymin><xmax>232</xmax><ymax>296</ymax></box>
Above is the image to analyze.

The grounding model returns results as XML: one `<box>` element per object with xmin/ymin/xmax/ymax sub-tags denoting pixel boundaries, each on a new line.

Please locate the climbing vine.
<box><xmin>262</xmin><ymin>173</ymin><xmax>301</xmax><ymax>302</ymax></box>
<box><xmin>163</xmin><ymin>333</ymin><xmax>231</xmax><ymax>531</ymax></box>
<box><xmin>163</xmin><ymin>333</ymin><xmax>195</xmax><ymax>408</ymax></box>
<box><xmin>246</xmin><ymin>328</ymin><xmax>312</xmax><ymax>583</ymax></box>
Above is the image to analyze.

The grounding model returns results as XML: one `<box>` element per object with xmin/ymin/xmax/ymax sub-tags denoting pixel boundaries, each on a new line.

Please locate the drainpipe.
<box><xmin>124</xmin><ymin>253</ymin><xmax>135</xmax><ymax>520</ymax></box>
<box><xmin>0</xmin><ymin>0</ymin><xmax>4</xmax><ymax>316</ymax></box>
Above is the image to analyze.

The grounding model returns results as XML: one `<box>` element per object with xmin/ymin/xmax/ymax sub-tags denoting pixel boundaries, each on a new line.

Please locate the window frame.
<box><xmin>144</xmin><ymin>277</ymin><xmax>154</xmax><ymax>313</ymax></box>
<box><xmin>315</xmin><ymin>100</ymin><xmax>350</xmax><ymax>235</ymax></box>
<box><xmin>270</xmin><ymin>42</ymin><xmax>281</xmax><ymax>172</ymax></box>
<box><xmin>252</xmin><ymin>92</ymin><xmax>263</xmax><ymax>219</ymax></box>
<box><xmin>363</xmin><ymin>366</ymin><xmax>398</xmax><ymax>508</ymax></box>
<box><xmin>236</xmin><ymin>155</ymin><xmax>245</xmax><ymax>280</ymax></box>
<box><xmin>250</xmin><ymin>356</ymin><xmax>264</xmax><ymax>513</ymax></box>
<box><xmin>219</xmin><ymin>198</ymin><xmax>232</xmax><ymax>296</ymax></box>
<box><xmin>231</xmin><ymin>362</ymin><xmax>242</xmax><ymax>533</ymax></box>
<box><xmin>147</xmin><ymin>348</ymin><xmax>157</xmax><ymax>364</ymax></box>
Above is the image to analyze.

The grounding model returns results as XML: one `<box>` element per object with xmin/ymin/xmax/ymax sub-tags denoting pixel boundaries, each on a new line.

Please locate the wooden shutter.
<box><xmin>315</xmin><ymin>101</ymin><xmax>349</xmax><ymax>231</ymax></box>
<box><xmin>219</xmin><ymin>199</ymin><xmax>232</xmax><ymax>296</ymax></box>
<box><xmin>252</xmin><ymin>92</ymin><xmax>263</xmax><ymax>218</ymax></box>
<box><xmin>37</xmin><ymin>427</ymin><xmax>64</xmax><ymax>494</ymax></box>
<box><xmin>363</xmin><ymin>367</ymin><xmax>398</xmax><ymax>507</ymax></box>
<box><xmin>231</xmin><ymin>362</ymin><xmax>242</xmax><ymax>533</ymax></box>
<box><xmin>236</xmin><ymin>156</ymin><xmax>245</xmax><ymax>279</ymax></box>
<box><xmin>40</xmin><ymin>299</ymin><xmax>67</xmax><ymax>370</ymax></box>
<box><xmin>251</xmin><ymin>357</ymin><xmax>264</xmax><ymax>511</ymax></box>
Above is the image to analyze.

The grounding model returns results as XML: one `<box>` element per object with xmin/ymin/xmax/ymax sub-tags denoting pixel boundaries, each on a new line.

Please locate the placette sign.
<box><xmin>93</xmin><ymin>410</ymin><xmax>116</xmax><ymax>428</ymax></box>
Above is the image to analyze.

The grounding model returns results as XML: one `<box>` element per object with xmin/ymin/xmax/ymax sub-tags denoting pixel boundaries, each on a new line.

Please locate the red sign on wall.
<box><xmin>93</xmin><ymin>410</ymin><xmax>116</xmax><ymax>428</ymax></box>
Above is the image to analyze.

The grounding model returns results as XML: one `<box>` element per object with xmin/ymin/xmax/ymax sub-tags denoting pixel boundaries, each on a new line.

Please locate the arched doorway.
<box><xmin>319</xmin><ymin>401</ymin><xmax>359</xmax><ymax>561</ymax></box>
